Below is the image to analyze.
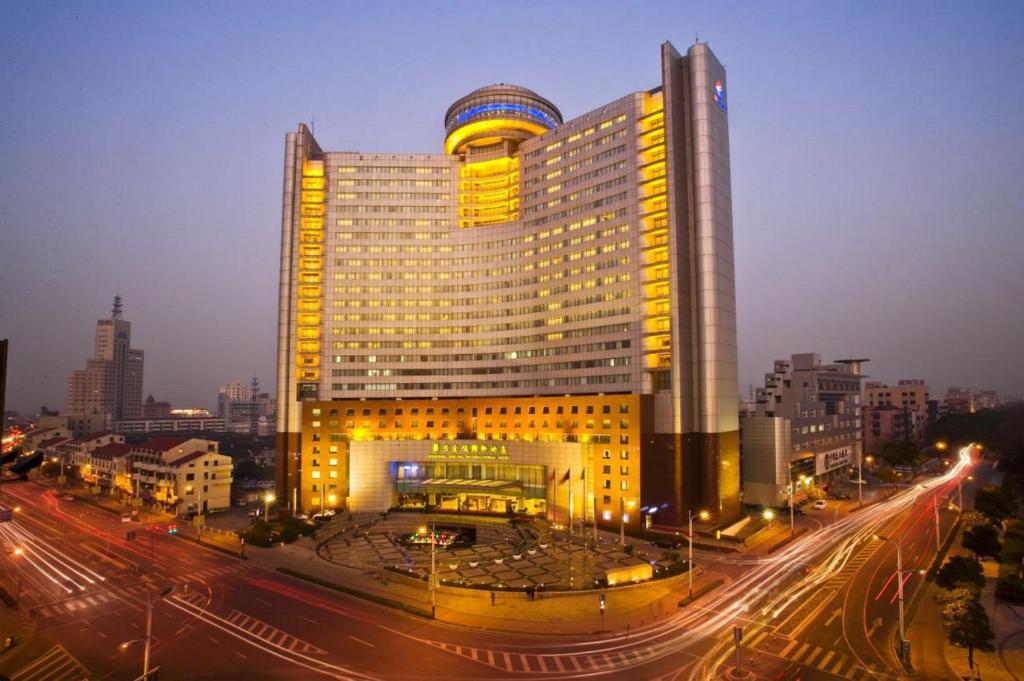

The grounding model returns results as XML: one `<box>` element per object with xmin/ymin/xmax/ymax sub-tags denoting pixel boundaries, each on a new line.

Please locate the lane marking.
<box><xmin>298</xmin><ymin>615</ymin><xmax>318</xmax><ymax>625</ymax></box>
<box><xmin>349</xmin><ymin>636</ymin><xmax>376</xmax><ymax>648</ymax></box>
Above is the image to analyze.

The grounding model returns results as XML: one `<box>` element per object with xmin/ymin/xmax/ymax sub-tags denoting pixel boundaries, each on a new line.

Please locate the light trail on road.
<box><xmin>0</xmin><ymin>519</ymin><xmax>108</xmax><ymax>595</ymax></box>
<box><xmin>692</xmin><ymin>444</ymin><xmax>974</xmax><ymax>679</ymax></box>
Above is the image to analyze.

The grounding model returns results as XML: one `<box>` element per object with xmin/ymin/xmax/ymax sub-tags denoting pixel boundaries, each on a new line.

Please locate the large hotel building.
<box><xmin>276</xmin><ymin>41</ymin><xmax>740</xmax><ymax>530</ymax></box>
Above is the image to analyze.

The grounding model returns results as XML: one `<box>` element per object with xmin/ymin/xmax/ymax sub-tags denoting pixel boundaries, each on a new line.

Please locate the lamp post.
<box><xmin>857</xmin><ymin>447</ymin><xmax>863</xmax><ymax>507</ymax></box>
<box><xmin>874</xmin><ymin>534</ymin><xmax>907</xmax><ymax>663</ymax></box>
<box><xmin>420</xmin><ymin>524</ymin><xmax>437</xmax><ymax>617</ymax></box>
<box><xmin>120</xmin><ymin>585</ymin><xmax>173</xmax><ymax>680</ymax></box>
<box><xmin>688</xmin><ymin>509</ymin><xmax>709</xmax><ymax>599</ymax></box>
<box><xmin>263</xmin><ymin>492</ymin><xmax>275</xmax><ymax>522</ymax></box>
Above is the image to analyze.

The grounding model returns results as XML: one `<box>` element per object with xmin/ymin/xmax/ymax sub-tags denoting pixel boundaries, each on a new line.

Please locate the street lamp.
<box><xmin>873</xmin><ymin>534</ymin><xmax>908</xmax><ymax>664</ymax></box>
<box><xmin>50</xmin><ymin>455</ymin><xmax>65</xmax><ymax>483</ymax></box>
<box><xmin>119</xmin><ymin>585</ymin><xmax>173</xmax><ymax>679</ymax></box>
<box><xmin>429</xmin><ymin>522</ymin><xmax>436</xmax><ymax>618</ymax></box>
<box><xmin>763</xmin><ymin>508</ymin><xmax>775</xmax><ymax>530</ymax></box>
<box><xmin>263</xmin><ymin>492</ymin><xmax>275</xmax><ymax>522</ymax></box>
<box><xmin>687</xmin><ymin>509</ymin><xmax>710</xmax><ymax>599</ymax></box>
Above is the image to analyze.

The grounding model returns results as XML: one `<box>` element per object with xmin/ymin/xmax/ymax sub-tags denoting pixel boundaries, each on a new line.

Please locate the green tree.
<box><xmin>878</xmin><ymin>466</ymin><xmax>898</xmax><ymax>490</ymax></box>
<box><xmin>975</xmin><ymin>486</ymin><xmax>1013</xmax><ymax>523</ymax></box>
<box><xmin>935</xmin><ymin>556</ymin><xmax>985</xmax><ymax>590</ymax></box>
<box><xmin>879</xmin><ymin>439</ymin><xmax>923</xmax><ymax>469</ymax></box>
<box><xmin>942</xmin><ymin>589</ymin><xmax>995</xmax><ymax>670</ymax></box>
<box><xmin>963</xmin><ymin>522</ymin><xmax>1002</xmax><ymax>559</ymax></box>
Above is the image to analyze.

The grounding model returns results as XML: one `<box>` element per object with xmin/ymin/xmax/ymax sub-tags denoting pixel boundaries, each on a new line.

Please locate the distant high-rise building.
<box><xmin>218</xmin><ymin>378</ymin><xmax>275</xmax><ymax>433</ymax></box>
<box><xmin>141</xmin><ymin>394</ymin><xmax>172</xmax><ymax>419</ymax></box>
<box><xmin>66</xmin><ymin>296</ymin><xmax>144</xmax><ymax>422</ymax></box>
<box><xmin>941</xmin><ymin>387</ymin><xmax>1001</xmax><ymax>415</ymax></box>
<box><xmin>275</xmin><ymin>41</ymin><xmax>741</xmax><ymax>528</ymax></box>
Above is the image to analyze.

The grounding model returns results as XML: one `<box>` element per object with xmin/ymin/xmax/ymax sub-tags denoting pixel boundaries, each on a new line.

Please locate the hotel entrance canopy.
<box><xmin>407</xmin><ymin>478</ymin><xmax>524</xmax><ymax>496</ymax></box>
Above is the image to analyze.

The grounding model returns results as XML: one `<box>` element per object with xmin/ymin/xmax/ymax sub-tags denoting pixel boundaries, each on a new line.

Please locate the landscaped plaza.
<box><xmin>317</xmin><ymin>513</ymin><xmax>684</xmax><ymax>591</ymax></box>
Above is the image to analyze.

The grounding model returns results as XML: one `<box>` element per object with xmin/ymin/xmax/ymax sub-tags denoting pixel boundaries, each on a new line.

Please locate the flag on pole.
<box><xmin>559</xmin><ymin>468</ymin><xmax>571</xmax><ymax>484</ymax></box>
<box><xmin>579</xmin><ymin>468</ymin><xmax>586</xmax><ymax>481</ymax></box>
<box><xmin>549</xmin><ymin>468</ymin><xmax>556</xmax><ymax>482</ymax></box>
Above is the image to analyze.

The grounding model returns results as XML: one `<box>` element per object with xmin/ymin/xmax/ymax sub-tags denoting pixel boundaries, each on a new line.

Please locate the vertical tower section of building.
<box><xmin>644</xmin><ymin>41</ymin><xmax>740</xmax><ymax>523</ymax></box>
<box><xmin>276</xmin><ymin>123</ymin><xmax>324</xmax><ymax>510</ymax></box>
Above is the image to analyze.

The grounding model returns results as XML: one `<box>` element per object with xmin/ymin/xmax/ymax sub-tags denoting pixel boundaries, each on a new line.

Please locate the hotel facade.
<box><xmin>275</xmin><ymin>41</ymin><xmax>740</xmax><ymax>530</ymax></box>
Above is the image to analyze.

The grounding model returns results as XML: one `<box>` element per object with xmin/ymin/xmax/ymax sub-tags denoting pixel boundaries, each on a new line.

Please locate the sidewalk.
<box><xmin>908</xmin><ymin>543</ymin><xmax>1024</xmax><ymax>680</ymax></box>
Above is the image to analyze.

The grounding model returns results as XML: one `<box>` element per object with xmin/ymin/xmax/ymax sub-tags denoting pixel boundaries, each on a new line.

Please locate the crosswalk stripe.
<box><xmin>829</xmin><ymin>655</ymin><xmax>849</xmax><ymax>675</ymax></box>
<box><xmin>779</xmin><ymin>638</ymin><xmax>799</xmax><ymax>657</ymax></box>
<box><xmin>818</xmin><ymin>650</ymin><xmax>835</xmax><ymax>668</ymax></box>
<box><xmin>748</xmin><ymin>631</ymin><xmax>767</xmax><ymax>648</ymax></box>
<box><xmin>804</xmin><ymin>646</ymin><xmax>824</xmax><ymax>665</ymax></box>
<box><xmin>486</xmin><ymin>650</ymin><xmax>495</xmax><ymax>667</ymax></box>
<box><xmin>791</xmin><ymin>642</ymin><xmax>810</xmax><ymax>661</ymax></box>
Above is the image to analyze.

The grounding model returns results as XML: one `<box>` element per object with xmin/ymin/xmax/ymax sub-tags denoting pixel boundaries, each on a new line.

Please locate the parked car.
<box><xmin>312</xmin><ymin>509</ymin><xmax>336</xmax><ymax>521</ymax></box>
<box><xmin>62</xmin><ymin>494</ymin><xmax>75</xmax><ymax>502</ymax></box>
<box><xmin>234</xmin><ymin>498</ymin><xmax>248</xmax><ymax>507</ymax></box>
<box><xmin>650</xmin><ymin>535</ymin><xmax>683</xmax><ymax>550</ymax></box>
<box><xmin>813</xmin><ymin>500</ymin><xmax>828</xmax><ymax>510</ymax></box>
<box><xmin>120</xmin><ymin>513</ymin><xmax>132</xmax><ymax>523</ymax></box>
<box><xmin>830</xmin><ymin>492</ymin><xmax>851</xmax><ymax>501</ymax></box>
<box><xmin>294</xmin><ymin>512</ymin><xmax>309</xmax><ymax>520</ymax></box>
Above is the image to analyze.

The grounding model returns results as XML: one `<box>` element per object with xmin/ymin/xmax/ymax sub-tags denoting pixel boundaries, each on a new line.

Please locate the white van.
<box><xmin>813</xmin><ymin>500</ymin><xmax>827</xmax><ymax>510</ymax></box>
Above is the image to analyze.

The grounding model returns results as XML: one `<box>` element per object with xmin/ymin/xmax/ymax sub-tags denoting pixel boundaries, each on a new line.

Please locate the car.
<box><xmin>311</xmin><ymin>509</ymin><xmax>336</xmax><ymax>521</ymax></box>
<box><xmin>62</xmin><ymin>494</ymin><xmax>75</xmax><ymax>502</ymax></box>
<box><xmin>830</xmin><ymin>492</ymin><xmax>851</xmax><ymax>501</ymax></box>
<box><xmin>813</xmin><ymin>500</ymin><xmax>828</xmax><ymax>510</ymax></box>
<box><xmin>294</xmin><ymin>512</ymin><xmax>309</xmax><ymax>520</ymax></box>
<box><xmin>234</xmin><ymin>498</ymin><xmax>248</xmax><ymax>507</ymax></box>
<box><xmin>650</xmin><ymin>536</ymin><xmax>683</xmax><ymax>550</ymax></box>
<box><xmin>120</xmin><ymin>513</ymin><xmax>132</xmax><ymax>523</ymax></box>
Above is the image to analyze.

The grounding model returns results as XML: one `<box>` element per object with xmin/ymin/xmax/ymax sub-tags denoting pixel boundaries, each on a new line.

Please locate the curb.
<box><xmin>168</xmin><ymin>530</ymin><xmax>248</xmax><ymax>560</ymax></box>
<box><xmin>765</xmin><ymin>526</ymin><xmax>810</xmax><ymax>554</ymax></box>
<box><xmin>678</xmin><ymin>578</ymin><xmax>725</xmax><ymax>608</ymax></box>
<box><xmin>276</xmin><ymin>567</ymin><xmax>432</xmax><ymax>619</ymax></box>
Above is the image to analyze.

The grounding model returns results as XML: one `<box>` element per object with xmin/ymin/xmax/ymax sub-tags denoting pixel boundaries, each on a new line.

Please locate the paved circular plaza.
<box><xmin>317</xmin><ymin>514</ymin><xmax>680</xmax><ymax>590</ymax></box>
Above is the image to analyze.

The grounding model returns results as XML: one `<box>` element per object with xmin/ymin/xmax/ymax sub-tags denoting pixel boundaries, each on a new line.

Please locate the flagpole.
<box><xmin>568</xmin><ymin>467</ymin><xmax>573</xmax><ymax>588</ymax></box>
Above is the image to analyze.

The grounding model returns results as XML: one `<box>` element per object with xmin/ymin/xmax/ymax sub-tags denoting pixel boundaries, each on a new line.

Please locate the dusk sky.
<box><xmin>1</xmin><ymin>1</ymin><xmax>1022</xmax><ymax>415</ymax></box>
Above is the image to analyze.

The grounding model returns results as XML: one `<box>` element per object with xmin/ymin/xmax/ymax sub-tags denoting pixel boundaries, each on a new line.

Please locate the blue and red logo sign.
<box><xmin>712</xmin><ymin>80</ymin><xmax>726</xmax><ymax>112</ymax></box>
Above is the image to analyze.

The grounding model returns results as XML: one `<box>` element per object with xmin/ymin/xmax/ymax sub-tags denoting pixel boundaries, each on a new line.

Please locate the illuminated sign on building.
<box><xmin>712</xmin><ymin>80</ymin><xmax>726</xmax><ymax>112</ymax></box>
<box><xmin>816</xmin><ymin>447</ymin><xmax>851</xmax><ymax>474</ymax></box>
<box><xmin>427</xmin><ymin>441</ymin><xmax>511</xmax><ymax>462</ymax></box>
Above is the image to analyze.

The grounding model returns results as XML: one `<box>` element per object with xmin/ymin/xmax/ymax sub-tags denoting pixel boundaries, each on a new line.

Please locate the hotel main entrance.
<box><xmin>394</xmin><ymin>461</ymin><xmax>547</xmax><ymax>515</ymax></box>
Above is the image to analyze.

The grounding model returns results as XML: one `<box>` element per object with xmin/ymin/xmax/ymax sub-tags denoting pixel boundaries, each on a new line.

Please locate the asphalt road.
<box><xmin>694</xmin><ymin>448</ymin><xmax>979</xmax><ymax>681</ymax></box>
<box><xmin>0</xmin><ymin>447</ymin><xmax>979</xmax><ymax>680</ymax></box>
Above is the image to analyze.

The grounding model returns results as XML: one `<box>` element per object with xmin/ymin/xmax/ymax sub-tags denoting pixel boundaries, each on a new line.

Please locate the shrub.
<box><xmin>936</xmin><ymin>556</ymin><xmax>985</xmax><ymax>590</ymax></box>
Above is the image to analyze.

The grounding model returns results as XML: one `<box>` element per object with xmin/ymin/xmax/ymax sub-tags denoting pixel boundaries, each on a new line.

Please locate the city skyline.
<box><xmin>2</xmin><ymin>2</ymin><xmax>1023</xmax><ymax>415</ymax></box>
